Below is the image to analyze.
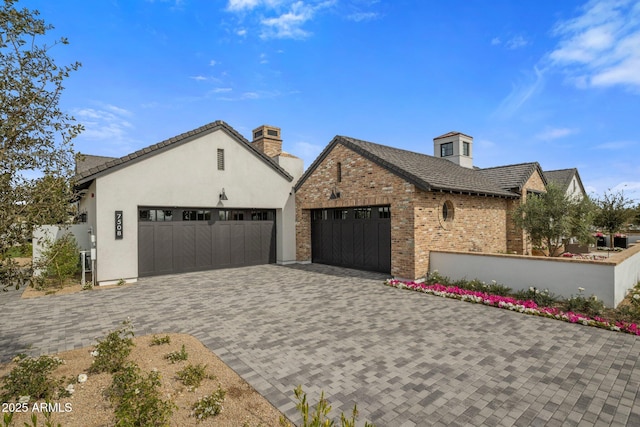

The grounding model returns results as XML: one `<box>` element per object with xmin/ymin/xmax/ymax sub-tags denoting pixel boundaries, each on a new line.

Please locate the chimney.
<box><xmin>433</xmin><ymin>131</ymin><xmax>473</xmax><ymax>168</ymax></box>
<box><xmin>252</xmin><ymin>125</ymin><xmax>282</xmax><ymax>157</ymax></box>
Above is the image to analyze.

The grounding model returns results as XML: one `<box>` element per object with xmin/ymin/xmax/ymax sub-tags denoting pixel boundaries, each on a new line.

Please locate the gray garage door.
<box><xmin>311</xmin><ymin>206</ymin><xmax>391</xmax><ymax>273</ymax></box>
<box><xmin>138</xmin><ymin>208</ymin><xmax>275</xmax><ymax>277</ymax></box>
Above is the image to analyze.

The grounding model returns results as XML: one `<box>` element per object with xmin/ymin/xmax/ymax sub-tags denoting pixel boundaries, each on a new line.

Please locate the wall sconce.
<box><xmin>219</xmin><ymin>188</ymin><xmax>228</xmax><ymax>201</ymax></box>
<box><xmin>329</xmin><ymin>187</ymin><xmax>341</xmax><ymax>200</ymax></box>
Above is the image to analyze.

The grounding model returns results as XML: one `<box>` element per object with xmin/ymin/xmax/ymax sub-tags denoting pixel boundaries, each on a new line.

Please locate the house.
<box><xmin>74</xmin><ymin>121</ymin><xmax>303</xmax><ymax>285</ymax></box>
<box><xmin>294</xmin><ymin>131</ymin><xmax>550</xmax><ymax>280</ymax></box>
<box><xmin>543</xmin><ymin>168</ymin><xmax>587</xmax><ymax>200</ymax></box>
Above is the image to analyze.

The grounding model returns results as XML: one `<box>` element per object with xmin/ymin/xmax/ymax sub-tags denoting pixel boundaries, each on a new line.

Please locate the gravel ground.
<box><xmin>0</xmin><ymin>334</ymin><xmax>286</xmax><ymax>426</ymax></box>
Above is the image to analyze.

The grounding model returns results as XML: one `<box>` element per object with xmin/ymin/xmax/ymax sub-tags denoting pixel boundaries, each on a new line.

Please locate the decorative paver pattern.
<box><xmin>2</xmin><ymin>264</ymin><xmax>640</xmax><ymax>426</ymax></box>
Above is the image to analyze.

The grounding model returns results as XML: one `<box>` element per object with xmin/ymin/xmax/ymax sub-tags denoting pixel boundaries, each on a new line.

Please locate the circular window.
<box><xmin>442</xmin><ymin>200</ymin><xmax>454</xmax><ymax>222</ymax></box>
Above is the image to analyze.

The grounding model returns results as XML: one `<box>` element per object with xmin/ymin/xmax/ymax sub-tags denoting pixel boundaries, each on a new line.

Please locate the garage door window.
<box><xmin>354</xmin><ymin>208</ymin><xmax>371</xmax><ymax>219</ymax></box>
<box><xmin>139</xmin><ymin>209</ymin><xmax>173</xmax><ymax>221</ymax></box>
<box><xmin>183</xmin><ymin>210</ymin><xmax>211</xmax><ymax>221</ymax></box>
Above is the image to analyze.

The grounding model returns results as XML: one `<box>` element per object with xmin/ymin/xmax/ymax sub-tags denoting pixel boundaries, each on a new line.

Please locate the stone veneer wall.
<box><xmin>506</xmin><ymin>170</ymin><xmax>547</xmax><ymax>254</ymax></box>
<box><xmin>413</xmin><ymin>192</ymin><xmax>509</xmax><ymax>277</ymax></box>
<box><xmin>296</xmin><ymin>142</ymin><xmax>517</xmax><ymax>280</ymax></box>
<box><xmin>295</xmin><ymin>143</ymin><xmax>416</xmax><ymax>278</ymax></box>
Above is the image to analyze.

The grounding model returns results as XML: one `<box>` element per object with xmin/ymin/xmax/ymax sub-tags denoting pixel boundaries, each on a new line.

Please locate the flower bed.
<box><xmin>385</xmin><ymin>279</ymin><xmax>640</xmax><ymax>336</ymax></box>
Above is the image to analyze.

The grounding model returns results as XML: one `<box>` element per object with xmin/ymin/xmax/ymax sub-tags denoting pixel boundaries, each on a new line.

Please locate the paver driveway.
<box><xmin>2</xmin><ymin>264</ymin><xmax>640</xmax><ymax>426</ymax></box>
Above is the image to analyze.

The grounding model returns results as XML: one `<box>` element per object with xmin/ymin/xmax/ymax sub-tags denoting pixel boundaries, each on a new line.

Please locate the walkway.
<box><xmin>1</xmin><ymin>264</ymin><xmax>639</xmax><ymax>426</ymax></box>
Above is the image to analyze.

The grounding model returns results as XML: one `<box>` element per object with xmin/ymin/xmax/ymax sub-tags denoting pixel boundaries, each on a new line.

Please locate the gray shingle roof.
<box><xmin>543</xmin><ymin>168</ymin><xmax>578</xmax><ymax>192</ymax></box>
<box><xmin>74</xmin><ymin>120</ymin><xmax>293</xmax><ymax>185</ymax></box>
<box><xmin>75</xmin><ymin>154</ymin><xmax>117</xmax><ymax>174</ymax></box>
<box><xmin>478</xmin><ymin>162</ymin><xmax>546</xmax><ymax>193</ymax></box>
<box><xmin>295</xmin><ymin>136</ymin><xmax>518</xmax><ymax>198</ymax></box>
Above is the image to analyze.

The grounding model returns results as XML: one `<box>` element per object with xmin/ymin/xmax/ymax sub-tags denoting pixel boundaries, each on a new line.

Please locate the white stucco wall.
<box><xmin>85</xmin><ymin>129</ymin><xmax>299</xmax><ymax>284</ymax></box>
<box><xmin>429</xmin><ymin>251</ymin><xmax>619</xmax><ymax>307</ymax></box>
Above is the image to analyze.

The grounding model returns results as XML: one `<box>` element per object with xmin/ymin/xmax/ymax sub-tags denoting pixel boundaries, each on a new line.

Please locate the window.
<box><xmin>217</xmin><ymin>149</ymin><xmax>225</xmax><ymax>171</ymax></box>
<box><xmin>267</xmin><ymin>129</ymin><xmax>279</xmax><ymax>137</ymax></box>
<box><xmin>337</xmin><ymin>162</ymin><xmax>342</xmax><ymax>183</ymax></box>
<box><xmin>442</xmin><ymin>201</ymin><xmax>454</xmax><ymax>222</ymax></box>
<box><xmin>182</xmin><ymin>210</ymin><xmax>210</xmax><ymax>221</ymax></box>
<box><xmin>139</xmin><ymin>209</ymin><xmax>173</xmax><ymax>221</ymax></box>
<box><xmin>440</xmin><ymin>142</ymin><xmax>453</xmax><ymax>157</ymax></box>
<box><xmin>354</xmin><ymin>208</ymin><xmax>371</xmax><ymax>219</ymax></box>
<box><xmin>378</xmin><ymin>206</ymin><xmax>390</xmax><ymax>219</ymax></box>
<box><xmin>253</xmin><ymin>129</ymin><xmax>263</xmax><ymax>139</ymax></box>
<box><xmin>333</xmin><ymin>209</ymin><xmax>348</xmax><ymax>220</ymax></box>
<box><xmin>463</xmin><ymin>142</ymin><xmax>470</xmax><ymax>156</ymax></box>
<box><xmin>231</xmin><ymin>211</ymin><xmax>244</xmax><ymax>221</ymax></box>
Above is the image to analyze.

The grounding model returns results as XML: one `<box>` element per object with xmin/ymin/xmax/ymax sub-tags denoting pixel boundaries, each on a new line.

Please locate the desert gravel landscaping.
<box><xmin>0</xmin><ymin>333</ymin><xmax>284</xmax><ymax>426</ymax></box>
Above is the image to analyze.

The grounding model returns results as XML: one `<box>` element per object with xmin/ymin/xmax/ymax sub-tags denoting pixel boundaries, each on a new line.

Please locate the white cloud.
<box><xmin>74</xmin><ymin>105</ymin><xmax>134</xmax><ymax>144</ymax></box>
<box><xmin>210</xmin><ymin>87</ymin><xmax>233</xmax><ymax>93</ymax></box>
<box><xmin>227</xmin><ymin>0</ymin><xmax>262</xmax><ymax>11</ymax></box>
<box><xmin>260</xmin><ymin>1</ymin><xmax>318</xmax><ymax>39</ymax></box>
<box><xmin>491</xmin><ymin>37</ymin><xmax>501</xmax><ymax>45</ymax></box>
<box><xmin>593</xmin><ymin>140</ymin><xmax>635</xmax><ymax>149</ymax></box>
<box><xmin>346</xmin><ymin>11</ymin><xmax>378</xmax><ymax>22</ymax></box>
<box><xmin>536</xmin><ymin>127</ymin><xmax>578</xmax><ymax>140</ymax></box>
<box><xmin>225</xmin><ymin>0</ymin><xmax>337</xmax><ymax>40</ymax></box>
<box><xmin>494</xmin><ymin>66</ymin><xmax>545</xmax><ymax>117</ymax></box>
<box><xmin>548</xmin><ymin>0</ymin><xmax>640</xmax><ymax>90</ymax></box>
<box><xmin>190</xmin><ymin>75</ymin><xmax>208</xmax><ymax>81</ymax></box>
<box><xmin>209</xmin><ymin>60</ymin><xmax>217</xmax><ymax>66</ymax></box>
<box><xmin>506</xmin><ymin>35</ymin><xmax>529</xmax><ymax>49</ymax></box>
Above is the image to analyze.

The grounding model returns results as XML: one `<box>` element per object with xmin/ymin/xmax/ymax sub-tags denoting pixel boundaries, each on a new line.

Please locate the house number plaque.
<box><xmin>115</xmin><ymin>211</ymin><xmax>123</xmax><ymax>240</ymax></box>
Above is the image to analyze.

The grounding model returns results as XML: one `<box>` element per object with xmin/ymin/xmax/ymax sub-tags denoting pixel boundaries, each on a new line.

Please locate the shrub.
<box><xmin>150</xmin><ymin>335</ymin><xmax>171</xmax><ymax>346</ymax></box>
<box><xmin>191</xmin><ymin>386</ymin><xmax>226</xmax><ymax>422</ymax></box>
<box><xmin>424</xmin><ymin>270</ymin><xmax>451</xmax><ymax>286</ymax></box>
<box><xmin>107</xmin><ymin>362</ymin><xmax>175</xmax><ymax>427</ymax></box>
<box><xmin>513</xmin><ymin>287</ymin><xmax>557</xmax><ymax>307</ymax></box>
<box><xmin>564</xmin><ymin>288</ymin><xmax>605</xmax><ymax>317</ymax></box>
<box><xmin>0</xmin><ymin>259</ymin><xmax>32</xmax><ymax>292</ymax></box>
<box><xmin>164</xmin><ymin>344</ymin><xmax>188</xmax><ymax>364</ymax></box>
<box><xmin>0</xmin><ymin>354</ymin><xmax>66</xmax><ymax>402</ymax></box>
<box><xmin>35</xmin><ymin>234</ymin><xmax>80</xmax><ymax>288</ymax></box>
<box><xmin>279</xmin><ymin>385</ymin><xmax>375</xmax><ymax>427</ymax></box>
<box><xmin>89</xmin><ymin>320</ymin><xmax>135</xmax><ymax>374</ymax></box>
<box><xmin>176</xmin><ymin>364</ymin><xmax>215</xmax><ymax>390</ymax></box>
<box><xmin>450</xmin><ymin>278</ymin><xmax>512</xmax><ymax>296</ymax></box>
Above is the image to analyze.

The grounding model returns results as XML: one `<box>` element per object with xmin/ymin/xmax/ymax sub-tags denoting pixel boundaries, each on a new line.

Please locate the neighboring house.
<box><xmin>74</xmin><ymin>121</ymin><xmax>303</xmax><ymax>285</ymax></box>
<box><xmin>543</xmin><ymin>168</ymin><xmax>587</xmax><ymax>200</ymax></box>
<box><xmin>294</xmin><ymin>131</ymin><xmax>551</xmax><ymax>280</ymax></box>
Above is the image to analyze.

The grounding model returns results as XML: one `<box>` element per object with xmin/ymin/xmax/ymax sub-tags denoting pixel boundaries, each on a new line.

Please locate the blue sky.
<box><xmin>21</xmin><ymin>0</ymin><xmax>640</xmax><ymax>201</ymax></box>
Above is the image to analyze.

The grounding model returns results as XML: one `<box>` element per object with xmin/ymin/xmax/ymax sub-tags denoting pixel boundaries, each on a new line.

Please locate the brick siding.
<box><xmin>296</xmin><ymin>142</ymin><xmax>518</xmax><ymax>280</ymax></box>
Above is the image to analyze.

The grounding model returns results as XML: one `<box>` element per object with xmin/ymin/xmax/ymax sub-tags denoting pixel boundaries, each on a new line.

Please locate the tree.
<box><xmin>1</xmin><ymin>0</ymin><xmax>82</xmax><ymax>289</ymax></box>
<box><xmin>513</xmin><ymin>183</ymin><xmax>595</xmax><ymax>257</ymax></box>
<box><xmin>593</xmin><ymin>190</ymin><xmax>636</xmax><ymax>249</ymax></box>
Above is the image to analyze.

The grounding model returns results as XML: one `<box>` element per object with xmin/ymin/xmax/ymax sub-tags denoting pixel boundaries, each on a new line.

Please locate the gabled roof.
<box><xmin>75</xmin><ymin>154</ymin><xmax>117</xmax><ymax>174</ymax></box>
<box><xmin>544</xmin><ymin>168</ymin><xmax>586</xmax><ymax>195</ymax></box>
<box><xmin>74</xmin><ymin>120</ymin><xmax>293</xmax><ymax>186</ymax></box>
<box><xmin>434</xmin><ymin>131</ymin><xmax>473</xmax><ymax>140</ymax></box>
<box><xmin>295</xmin><ymin>136</ymin><xmax>517</xmax><ymax>198</ymax></box>
<box><xmin>478</xmin><ymin>162</ymin><xmax>547</xmax><ymax>193</ymax></box>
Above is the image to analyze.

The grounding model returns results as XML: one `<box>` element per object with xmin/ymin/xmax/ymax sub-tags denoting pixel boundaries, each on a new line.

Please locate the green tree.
<box><xmin>593</xmin><ymin>190</ymin><xmax>635</xmax><ymax>249</ymax></box>
<box><xmin>1</xmin><ymin>0</ymin><xmax>82</xmax><ymax>290</ymax></box>
<box><xmin>513</xmin><ymin>183</ymin><xmax>595</xmax><ymax>257</ymax></box>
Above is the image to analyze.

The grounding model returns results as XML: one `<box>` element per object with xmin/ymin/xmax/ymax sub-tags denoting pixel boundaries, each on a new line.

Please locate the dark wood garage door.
<box><xmin>138</xmin><ymin>208</ymin><xmax>275</xmax><ymax>277</ymax></box>
<box><xmin>311</xmin><ymin>206</ymin><xmax>391</xmax><ymax>273</ymax></box>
